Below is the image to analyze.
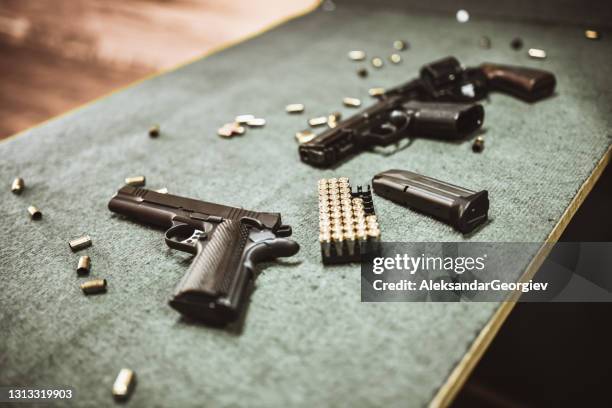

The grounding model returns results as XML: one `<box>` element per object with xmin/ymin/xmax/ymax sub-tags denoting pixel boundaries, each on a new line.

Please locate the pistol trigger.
<box><xmin>240</xmin><ymin>216</ymin><xmax>264</xmax><ymax>230</ymax></box>
<box><xmin>164</xmin><ymin>223</ymin><xmax>207</xmax><ymax>254</ymax></box>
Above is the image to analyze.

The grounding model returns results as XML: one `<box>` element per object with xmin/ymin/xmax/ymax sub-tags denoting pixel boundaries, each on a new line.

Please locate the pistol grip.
<box><xmin>480</xmin><ymin>63</ymin><xmax>556</xmax><ymax>102</ymax></box>
<box><xmin>169</xmin><ymin>219</ymin><xmax>250</xmax><ymax>324</ymax></box>
<box><xmin>168</xmin><ymin>219</ymin><xmax>299</xmax><ymax>325</ymax></box>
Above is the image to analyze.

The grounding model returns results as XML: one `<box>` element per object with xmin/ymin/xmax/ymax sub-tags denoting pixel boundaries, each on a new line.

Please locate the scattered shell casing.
<box><xmin>510</xmin><ymin>37</ymin><xmax>523</xmax><ymax>50</ymax></box>
<box><xmin>77</xmin><ymin>256</ymin><xmax>91</xmax><ymax>275</ymax></box>
<box><xmin>327</xmin><ymin>112</ymin><xmax>342</xmax><ymax>128</ymax></box>
<box><xmin>393</xmin><ymin>40</ymin><xmax>407</xmax><ymax>51</ymax></box>
<box><xmin>585</xmin><ymin>30</ymin><xmax>600</xmax><ymax>40</ymax></box>
<box><xmin>357</xmin><ymin>68</ymin><xmax>368</xmax><ymax>78</ymax></box>
<box><xmin>80</xmin><ymin>278</ymin><xmax>107</xmax><ymax>294</ymax></box>
<box><xmin>371</xmin><ymin>57</ymin><xmax>383</xmax><ymax>68</ymax></box>
<box><xmin>235</xmin><ymin>114</ymin><xmax>255</xmax><ymax>124</ymax></box>
<box><xmin>295</xmin><ymin>130</ymin><xmax>316</xmax><ymax>145</ymax></box>
<box><xmin>11</xmin><ymin>177</ymin><xmax>25</xmax><ymax>194</ymax></box>
<box><xmin>27</xmin><ymin>206</ymin><xmax>42</xmax><ymax>220</ymax></box>
<box><xmin>348</xmin><ymin>50</ymin><xmax>366</xmax><ymax>61</ymax></box>
<box><xmin>246</xmin><ymin>118</ymin><xmax>266</xmax><ymax>127</ymax></box>
<box><xmin>343</xmin><ymin>97</ymin><xmax>361</xmax><ymax>108</ymax></box>
<box><xmin>528</xmin><ymin>48</ymin><xmax>546</xmax><ymax>59</ymax></box>
<box><xmin>231</xmin><ymin>124</ymin><xmax>246</xmax><ymax>135</ymax></box>
<box><xmin>456</xmin><ymin>9</ymin><xmax>470</xmax><ymax>23</ymax></box>
<box><xmin>148</xmin><ymin>124</ymin><xmax>160</xmax><ymax>138</ymax></box>
<box><xmin>472</xmin><ymin>136</ymin><xmax>485</xmax><ymax>153</ymax></box>
<box><xmin>389</xmin><ymin>54</ymin><xmax>402</xmax><ymax>64</ymax></box>
<box><xmin>112</xmin><ymin>368</ymin><xmax>136</xmax><ymax>401</ymax></box>
<box><xmin>125</xmin><ymin>176</ymin><xmax>145</xmax><ymax>187</ymax></box>
<box><xmin>217</xmin><ymin>126</ymin><xmax>234</xmax><ymax>137</ymax></box>
<box><xmin>218</xmin><ymin>122</ymin><xmax>245</xmax><ymax>137</ymax></box>
<box><xmin>155</xmin><ymin>187</ymin><xmax>168</xmax><ymax>194</ymax></box>
<box><xmin>69</xmin><ymin>235</ymin><xmax>92</xmax><ymax>252</ymax></box>
<box><xmin>286</xmin><ymin>103</ymin><xmax>305</xmax><ymax>114</ymax></box>
<box><xmin>479</xmin><ymin>36</ymin><xmax>491</xmax><ymax>49</ymax></box>
<box><xmin>308</xmin><ymin>116</ymin><xmax>329</xmax><ymax>127</ymax></box>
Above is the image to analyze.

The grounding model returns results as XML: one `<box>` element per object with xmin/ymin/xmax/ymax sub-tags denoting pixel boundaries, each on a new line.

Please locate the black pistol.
<box><xmin>108</xmin><ymin>186</ymin><xmax>299</xmax><ymax>325</ymax></box>
<box><xmin>299</xmin><ymin>56</ymin><xmax>556</xmax><ymax>168</ymax></box>
<box><xmin>372</xmin><ymin>169</ymin><xmax>489</xmax><ymax>234</ymax></box>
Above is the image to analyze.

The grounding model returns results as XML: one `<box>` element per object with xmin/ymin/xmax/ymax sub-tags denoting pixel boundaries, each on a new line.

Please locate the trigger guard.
<box><xmin>363</xmin><ymin>111</ymin><xmax>411</xmax><ymax>146</ymax></box>
<box><xmin>165</xmin><ymin>223</ymin><xmax>209</xmax><ymax>254</ymax></box>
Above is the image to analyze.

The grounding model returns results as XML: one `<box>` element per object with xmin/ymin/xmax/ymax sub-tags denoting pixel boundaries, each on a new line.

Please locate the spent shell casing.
<box><xmin>11</xmin><ymin>177</ymin><xmax>25</xmax><ymax>194</ymax></box>
<box><xmin>585</xmin><ymin>30</ymin><xmax>600</xmax><ymax>40</ymax></box>
<box><xmin>348</xmin><ymin>50</ymin><xmax>366</xmax><ymax>61</ymax></box>
<box><xmin>456</xmin><ymin>9</ymin><xmax>470</xmax><ymax>23</ymax></box>
<box><xmin>479</xmin><ymin>36</ymin><xmax>491</xmax><ymax>49</ymax></box>
<box><xmin>148</xmin><ymin>124</ymin><xmax>160</xmax><ymax>138</ymax></box>
<box><xmin>230</xmin><ymin>123</ymin><xmax>246</xmax><ymax>135</ymax></box>
<box><xmin>112</xmin><ymin>368</ymin><xmax>136</xmax><ymax>401</ymax></box>
<box><xmin>510</xmin><ymin>37</ymin><xmax>523</xmax><ymax>50</ymax></box>
<box><xmin>295</xmin><ymin>130</ymin><xmax>316</xmax><ymax>145</ymax></box>
<box><xmin>235</xmin><ymin>114</ymin><xmax>255</xmax><ymax>124</ymax></box>
<box><xmin>69</xmin><ymin>235</ymin><xmax>92</xmax><ymax>252</ymax></box>
<box><xmin>528</xmin><ymin>48</ymin><xmax>546</xmax><ymax>59</ymax></box>
<box><xmin>246</xmin><ymin>118</ymin><xmax>266</xmax><ymax>127</ymax></box>
<box><xmin>286</xmin><ymin>103</ymin><xmax>305</xmax><ymax>113</ymax></box>
<box><xmin>217</xmin><ymin>125</ymin><xmax>234</xmax><ymax>138</ymax></box>
<box><xmin>368</xmin><ymin>87</ymin><xmax>385</xmax><ymax>97</ymax></box>
<box><xmin>77</xmin><ymin>255</ymin><xmax>91</xmax><ymax>275</ymax></box>
<box><xmin>393</xmin><ymin>40</ymin><xmax>407</xmax><ymax>51</ymax></box>
<box><xmin>308</xmin><ymin>116</ymin><xmax>328</xmax><ymax>127</ymax></box>
<box><xmin>328</xmin><ymin>112</ymin><xmax>342</xmax><ymax>128</ymax></box>
<box><xmin>343</xmin><ymin>97</ymin><xmax>361</xmax><ymax>108</ymax></box>
<box><xmin>80</xmin><ymin>278</ymin><xmax>107</xmax><ymax>294</ymax></box>
<box><xmin>27</xmin><ymin>206</ymin><xmax>42</xmax><ymax>220</ymax></box>
<box><xmin>472</xmin><ymin>136</ymin><xmax>485</xmax><ymax>152</ymax></box>
<box><xmin>125</xmin><ymin>176</ymin><xmax>145</xmax><ymax>187</ymax></box>
<box><xmin>371</xmin><ymin>57</ymin><xmax>383</xmax><ymax>68</ymax></box>
<box><xmin>389</xmin><ymin>54</ymin><xmax>402</xmax><ymax>64</ymax></box>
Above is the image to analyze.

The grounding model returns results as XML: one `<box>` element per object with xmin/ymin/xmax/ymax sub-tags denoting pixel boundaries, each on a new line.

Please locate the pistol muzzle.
<box><xmin>403</xmin><ymin>101</ymin><xmax>484</xmax><ymax>139</ymax></box>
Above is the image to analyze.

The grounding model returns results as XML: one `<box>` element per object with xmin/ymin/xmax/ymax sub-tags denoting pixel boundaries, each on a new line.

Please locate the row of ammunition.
<box><xmin>318</xmin><ymin>177</ymin><xmax>381</xmax><ymax>264</ymax></box>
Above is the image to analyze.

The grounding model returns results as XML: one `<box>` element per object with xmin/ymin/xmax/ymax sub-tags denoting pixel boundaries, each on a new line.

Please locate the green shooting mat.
<box><xmin>1</xmin><ymin>1</ymin><xmax>611</xmax><ymax>407</ymax></box>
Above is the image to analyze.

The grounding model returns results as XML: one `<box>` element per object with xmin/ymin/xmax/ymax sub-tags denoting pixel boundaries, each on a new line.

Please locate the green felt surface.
<box><xmin>1</xmin><ymin>1</ymin><xmax>611</xmax><ymax>407</ymax></box>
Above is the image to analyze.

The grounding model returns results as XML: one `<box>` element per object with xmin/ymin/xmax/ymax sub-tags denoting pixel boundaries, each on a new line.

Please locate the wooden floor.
<box><xmin>0</xmin><ymin>0</ymin><xmax>315</xmax><ymax>138</ymax></box>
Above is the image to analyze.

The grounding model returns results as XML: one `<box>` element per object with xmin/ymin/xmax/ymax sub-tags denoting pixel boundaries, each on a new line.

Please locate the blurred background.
<box><xmin>0</xmin><ymin>0</ymin><xmax>315</xmax><ymax>138</ymax></box>
<box><xmin>1</xmin><ymin>0</ymin><xmax>611</xmax><ymax>406</ymax></box>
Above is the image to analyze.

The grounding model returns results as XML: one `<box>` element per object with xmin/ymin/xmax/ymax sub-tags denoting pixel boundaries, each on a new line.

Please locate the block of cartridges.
<box><xmin>318</xmin><ymin>177</ymin><xmax>381</xmax><ymax>264</ymax></box>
